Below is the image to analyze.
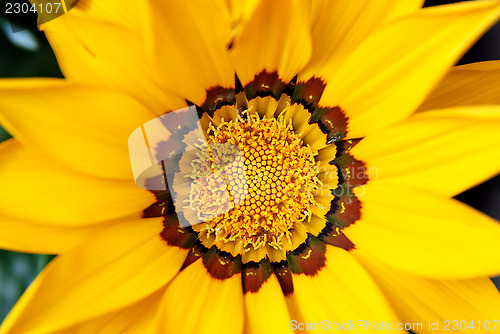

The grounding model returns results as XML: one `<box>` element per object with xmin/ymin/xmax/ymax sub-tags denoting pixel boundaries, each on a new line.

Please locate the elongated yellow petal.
<box><xmin>158</xmin><ymin>260</ymin><xmax>244</xmax><ymax>334</ymax></box>
<box><xmin>300</xmin><ymin>0</ymin><xmax>424</xmax><ymax>80</ymax></box>
<box><xmin>0</xmin><ymin>79</ymin><xmax>156</xmax><ymax>179</ymax></box>
<box><xmin>419</xmin><ymin>61</ymin><xmax>500</xmax><ymax>111</ymax></box>
<box><xmin>355</xmin><ymin>250</ymin><xmax>500</xmax><ymax>334</ymax></box>
<box><xmin>291</xmin><ymin>245</ymin><xmax>405</xmax><ymax>333</ymax></box>
<box><xmin>43</xmin><ymin>0</ymin><xmax>151</xmax><ymax>35</ymax></box>
<box><xmin>319</xmin><ymin>1</ymin><xmax>500</xmax><ymax>138</ymax></box>
<box><xmin>345</xmin><ymin>181</ymin><xmax>500</xmax><ymax>279</ymax></box>
<box><xmin>0</xmin><ymin>139</ymin><xmax>153</xmax><ymax>225</ymax></box>
<box><xmin>59</xmin><ymin>289</ymin><xmax>164</xmax><ymax>334</ymax></box>
<box><xmin>42</xmin><ymin>2</ymin><xmax>185</xmax><ymax>113</ymax></box>
<box><xmin>244</xmin><ymin>275</ymin><xmax>292</xmax><ymax>334</ymax></box>
<box><xmin>0</xmin><ymin>215</ymin><xmax>110</xmax><ymax>254</ymax></box>
<box><xmin>351</xmin><ymin>106</ymin><xmax>500</xmax><ymax>197</ymax></box>
<box><xmin>150</xmin><ymin>0</ymin><xmax>234</xmax><ymax>105</ymax></box>
<box><xmin>213</xmin><ymin>0</ymin><xmax>260</xmax><ymax>36</ymax></box>
<box><xmin>229</xmin><ymin>0</ymin><xmax>312</xmax><ymax>85</ymax></box>
<box><xmin>0</xmin><ymin>218</ymin><xmax>187</xmax><ymax>334</ymax></box>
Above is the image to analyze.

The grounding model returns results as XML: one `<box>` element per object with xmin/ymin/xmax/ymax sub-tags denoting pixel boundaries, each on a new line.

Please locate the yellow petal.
<box><xmin>158</xmin><ymin>260</ymin><xmax>244</xmax><ymax>334</ymax></box>
<box><xmin>319</xmin><ymin>1</ymin><xmax>500</xmax><ymax>138</ymax></box>
<box><xmin>0</xmin><ymin>218</ymin><xmax>187</xmax><ymax>334</ymax></box>
<box><xmin>229</xmin><ymin>0</ymin><xmax>312</xmax><ymax>85</ymax></box>
<box><xmin>300</xmin><ymin>0</ymin><xmax>424</xmax><ymax>80</ymax></box>
<box><xmin>59</xmin><ymin>288</ymin><xmax>164</xmax><ymax>334</ymax></box>
<box><xmin>345</xmin><ymin>181</ymin><xmax>500</xmax><ymax>279</ymax></box>
<box><xmin>244</xmin><ymin>275</ymin><xmax>292</xmax><ymax>334</ymax></box>
<box><xmin>355</xmin><ymin>250</ymin><xmax>500</xmax><ymax>334</ymax></box>
<box><xmin>291</xmin><ymin>245</ymin><xmax>405</xmax><ymax>333</ymax></box>
<box><xmin>0</xmin><ymin>215</ymin><xmax>110</xmax><ymax>254</ymax></box>
<box><xmin>0</xmin><ymin>79</ymin><xmax>156</xmax><ymax>179</ymax></box>
<box><xmin>419</xmin><ymin>60</ymin><xmax>500</xmax><ymax>111</ymax></box>
<box><xmin>351</xmin><ymin>105</ymin><xmax>500</xmax><ymax>197</ymax></box>
<box><xmin>213</xmin><ymin>0</ymin><xmax>260</xmax><ymax>35</ymax></box>
<box><xmin>150</xmin><ymin>0</ymin><xmax>234</xmax><ymax>105</ymax></box>
<box><xmin>43</xmin><ymin>0</ymin><xmax>150</xmax><ymax>34</ymax></box>
<box><xmin>0</xmin><ymin>139</ymin><xmax>153</xmax><ymax>225</ymax></box>
<box><xmin>42</xmin><ymin>2</ymin><xmax>185</xmax><ymax>113</ymax></box>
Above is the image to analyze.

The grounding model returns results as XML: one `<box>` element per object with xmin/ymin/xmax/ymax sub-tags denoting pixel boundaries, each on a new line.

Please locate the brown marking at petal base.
<box><xmin>286</xmin><ymin>235</ymin><xmax>326</xmax><ymax>276</ymax></box>
<box><xmin>181</xmin><ymin>241</ymin><xmax>208</xmax><ymax>270</ymax></box>
<box><xmin>153</xmin><ymin>137</ymin><xmax>192</xmax><ymax>174</ymax></box>
<box><xmin>318</xmin><ymin>223</ymin><xmax>355</xmax><ymax>251</ymax></box>
<box><xmin>312</xmin><ymin>106</ymin><xmax>348</xmax><ymax>144</ymax></box>
<box><xmin>203</xmin><ymin>247</ymin><xmax>242</xmax><ymax>279</ymax></box>
<box><xmin>201</xmin><ymin>87</ymin><xmax>236</xmax><ymax>116</ymax></box>
<box><xmin>244</xmin><ymin>71</ymin><xmax>287</xmax><ymax>100</ymax></box>
<box><xmin>160</xmin><ymin>216</ymin><xmax>197</xmax><ymax>249</ymax></box>
<box><xmin>291</xmin><ymin>77</ymin><xmax>326</xmax><ymax>109</ymax></box>
<box><xmin>144</xmin><ymin>175</ymin><xmax>169</xmax><ymax>197</ymax></box>
<box><xmin>242</xmin><ymin>259</ymin><xmax>273</xmax><ymax>294</ymax></box>
<box><xmin>272</xmin><ymin>260</ymin><xmax>294</xmax><ymax>296</ymax></box>
<box><xmin>283</xmin><ymin>75</ymin><xmax>297</xmax><ymax>98</ymax></box>
<box><xmin>335</xmin><ymin>139</ymin><xmax>362</xmax><ymax>159</ymax></box>
<box><xmin>327</xmin><ymin>188</ymin><xmax>362</xmax><ymax>229</ymax></box>
<box><xmin>333</xmin><ymin>154</ymin><xmax>368</xmax><ymax>187</ymax></box>
<box><xmin>142</xmin><ymin>201</ymin><xmax>174</xmax><ymax>218</ymax></box>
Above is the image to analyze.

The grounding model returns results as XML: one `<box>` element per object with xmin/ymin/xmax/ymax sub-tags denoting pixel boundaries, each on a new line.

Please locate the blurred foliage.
<box><xmin>0</xmin><ymin>251</ymin><xmax>54</xmax><ymax>319</ymax></box>
<box><xmin>0</xmin><ymin>127</ymin><xmax>11</xmax><ymax>142</ymax></box>
<box><xmin>0</xmin><ymin>22</ymin><xmax>62</xmax><ymax>77</ymax></box>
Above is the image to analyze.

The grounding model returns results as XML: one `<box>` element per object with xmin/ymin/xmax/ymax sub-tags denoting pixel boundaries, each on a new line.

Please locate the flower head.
<box><xmin>1</xmin><ymin>0</ymin><xmax>500</xmax><ymax>333</ymax></box>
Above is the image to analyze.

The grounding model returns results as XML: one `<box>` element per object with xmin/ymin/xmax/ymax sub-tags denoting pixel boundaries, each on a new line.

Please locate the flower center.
<box><xmin>147</xmin><ymin>74</ymin><xmax>363</xmax><ymax>284</ymax></box>
<box><xmin>187</xmin><ymin>111</ymin><xmax>321</xmax><ymax>252</ymax></box>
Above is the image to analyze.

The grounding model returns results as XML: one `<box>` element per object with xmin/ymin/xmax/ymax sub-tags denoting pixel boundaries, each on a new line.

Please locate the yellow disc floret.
<box><xmin>187</xmin><ymin>111</ymin><xmax>321</xmax><ymax>252</ymax></box>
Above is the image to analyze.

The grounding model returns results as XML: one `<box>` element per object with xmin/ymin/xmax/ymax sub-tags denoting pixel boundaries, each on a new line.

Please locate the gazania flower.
<box><xmin>1</xmin><ymin>0</ymin><xmax>500</xmax><ymax>333</ymax></box>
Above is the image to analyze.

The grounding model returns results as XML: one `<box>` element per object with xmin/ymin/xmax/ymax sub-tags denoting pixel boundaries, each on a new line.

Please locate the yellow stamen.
<box><xmin>188</xmin><ymin>112</ymin><xmax>321</xmax><ymax>252</ymax></box>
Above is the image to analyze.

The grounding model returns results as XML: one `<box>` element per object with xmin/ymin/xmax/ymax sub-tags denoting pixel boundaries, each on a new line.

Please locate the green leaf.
<box><xmin>0</xmin><ymin>251</ymin><xmax>55</xmax><ymax>321</ymax></box>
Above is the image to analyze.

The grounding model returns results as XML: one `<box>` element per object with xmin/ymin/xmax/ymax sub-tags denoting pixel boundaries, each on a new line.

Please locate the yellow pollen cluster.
<box><xmin>188</xmin><ymin>112</ymin><xmax>320</xmax><ymax>252</ymax></box>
